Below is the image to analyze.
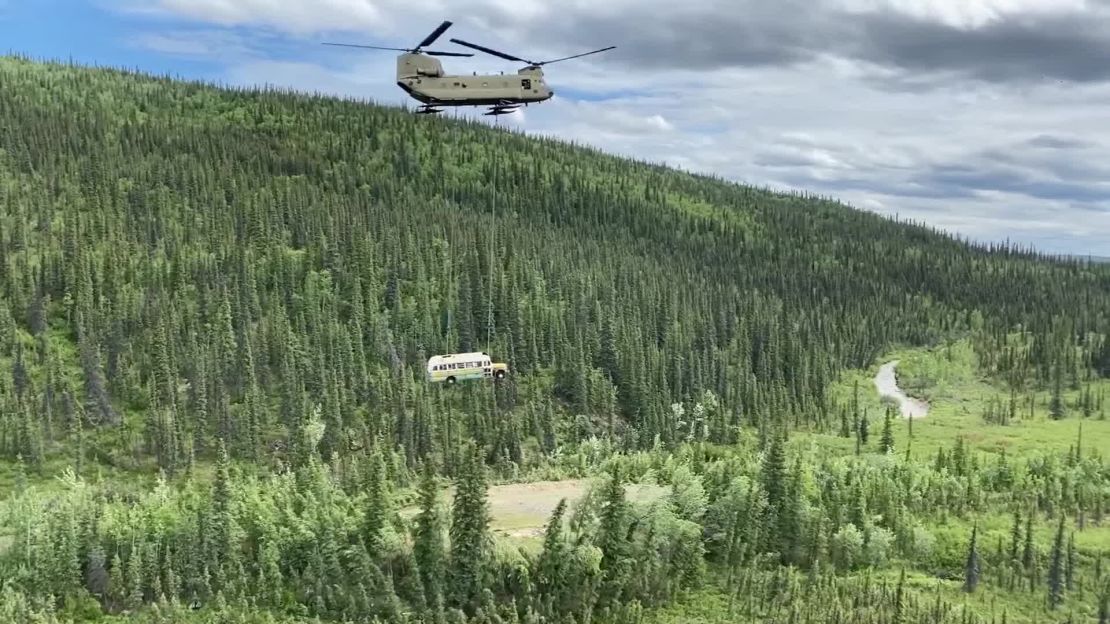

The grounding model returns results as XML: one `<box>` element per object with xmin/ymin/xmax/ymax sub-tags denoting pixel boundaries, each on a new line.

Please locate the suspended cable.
<box><xmin>486</xmin><ymin>118</ymin><xmax>497</xmax><ymax>351</ymax></box>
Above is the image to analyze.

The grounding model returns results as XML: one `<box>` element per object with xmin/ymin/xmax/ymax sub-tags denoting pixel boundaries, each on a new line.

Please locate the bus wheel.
<box><xmin>447</xmin><ymin>377</ymin><xmax>456</xmax><ymax>384</ymax></box>
<box><xmin>494</xmin><ymin>370</ymin><xmax>506</xmax><ymax>380</ymax></box>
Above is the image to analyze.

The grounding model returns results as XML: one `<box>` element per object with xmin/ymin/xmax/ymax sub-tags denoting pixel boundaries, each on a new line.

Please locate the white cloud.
<box><xmin>837</xmin><ymin>0</ymin><xmax>1091</xmax><ymax>29</ymax></box>
<box><xmin>146</xmin><ymin>0</ymin><xmax>389</xmax><ymax>34</ymax></box>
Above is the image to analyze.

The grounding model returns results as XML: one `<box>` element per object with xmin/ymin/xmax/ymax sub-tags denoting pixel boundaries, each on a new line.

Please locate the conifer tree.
<box><xmin>1051</xmin><ymin>364</ymin><xmax>1067</xmax><ymax>420</ymax></box>
<box><xmin>414</xmin><ymin>462</ymin><xmax>446</xmax><ymax>612</ymax></box>
<box><xmin>1023</xmin><ymin>512</ymin><xmax>1037</xmax><ymax>592</ymax></box>
<box><xmin>1049</xmin><ymin>515</ymin><xmax>1067</xmax><ymax>609</ymax></box>
<box><xmin>596</xmin><ymin>467</ymin><xmax>631</xmax><ymax>609</ymax></box>
<box><xmin>448</xmin><ymin>442</ymin><xmax>491</xmax><ymax>616</ymax></box>
<box><xmin>964</xmin><ymin>524</ymin><xmax>981</xmax><ymax>593</ymax></box>
<box><xmin>533</xmin><ymin>498</ymin><xmax>569</xmax><ymax>617</ymax></box>
<box><xmin>1098</xmin><ymin>583</ymin><xmax>1109</xmax><ymax>624</ymax></box>
<box><xmin>761</xmin><ymin>429</ymin><xmax>788</xmax><ymax>554</ymax></box>
<box><xmin>880</xmin><ymin>406</ymin><xmax>895</xmax><ymax>454</ymax></box>
<box><xmin>363</xmin><ymin>447</ymin><xmax>389</xmax><ymax>556</ymax></box>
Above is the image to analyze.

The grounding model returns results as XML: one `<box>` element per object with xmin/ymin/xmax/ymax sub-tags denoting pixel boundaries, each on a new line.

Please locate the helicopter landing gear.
<box><xmin>484</xmin><ymin>104</ymin><xmax>519</xmax><ymax>116</ymax></box>
<box><xmin>417</xmin><ymin>105</ymin><xmax>444</xmax><ymax>114</ymax></box>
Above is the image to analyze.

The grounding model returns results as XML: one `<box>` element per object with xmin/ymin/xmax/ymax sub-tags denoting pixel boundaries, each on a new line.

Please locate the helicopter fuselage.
<box><xmin>395</xmin><ymin>52</ymin><xmax>553</xmax><ymax>107</ymax></box>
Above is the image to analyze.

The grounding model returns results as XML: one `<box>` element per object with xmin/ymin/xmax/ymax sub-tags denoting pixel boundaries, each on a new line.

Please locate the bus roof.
<box><xmin>427</xmin><ymin>352</ymin><xmax>487</xmax><ymax>363</ymax></box>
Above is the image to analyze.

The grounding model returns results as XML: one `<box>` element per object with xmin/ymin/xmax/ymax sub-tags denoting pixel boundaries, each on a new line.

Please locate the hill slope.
<box><xmin>2</xmin><ymin>56</ymin><xmax>1110</xmax><ymax>624</ymax></box>
<box><xmin>1</xmin><ymin>56</ymin><xmax>1107</xmax><ymax>479</ymax></box>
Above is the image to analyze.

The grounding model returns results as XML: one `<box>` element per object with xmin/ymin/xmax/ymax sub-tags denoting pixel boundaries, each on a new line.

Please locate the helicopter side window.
<box><xmin>522</xmin><ymin>78</ymin><xmax>532</xmax><ymax>90</ymax></box>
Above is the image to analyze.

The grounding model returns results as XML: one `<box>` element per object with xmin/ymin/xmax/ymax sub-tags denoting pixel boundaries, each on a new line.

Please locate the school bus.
<box><xmin>426</xmin><ymin>352</ymin><xmax>508</xmax><ymax>383</ymax></box>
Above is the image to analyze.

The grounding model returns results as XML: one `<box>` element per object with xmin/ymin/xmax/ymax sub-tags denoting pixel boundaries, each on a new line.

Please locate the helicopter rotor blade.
<box><xmin>425</xmin><ymin>50</ymin><xmax>475</xmax><ymax>57</ymax></box>
<box><xmin>322</xmin><ymin>43</ymin><xmax>410</xmax><ymax>51</ymax></box>
<box><xmin>417</xmin><ymin>20</ymin><xmax>453</xmax><ymax>49</ymax></box>
<box><xmin>537</xmin><ymin>45</ymin><xmax>616</xmax><ymax>65</ymax></box>
<box><xmin>449</xmin><ymin>38</ymin><xmax>530</xmax><ymax>64</ymax></box>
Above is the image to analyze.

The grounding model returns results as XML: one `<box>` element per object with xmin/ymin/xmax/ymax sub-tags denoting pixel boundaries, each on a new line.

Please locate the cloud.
<box><xmin>125</xmin><ymin>0</ymin><xmax>390</xmax><ymax>34</ymax></box>
<box><xmin>848</xmin><ymin>8</ymin><xmax>1110</xmax><ymax>84</ymax></box>
<box><xmin>1025</xmin><ymin>134</ymin><xmax>1096</xmax><ymax>150</ymax></box>
<box><xmin>106</xmin><ymin>0</ymin><xmax>1110</xmax><ymax>254</ymax></box>
<box><xmin>460</xmin><ymin>0</ymin><xmax>1110</xmax><ymax>87</ymax></box>
<box><xmin>122</xmin><ymin>0</ymin><xmax>1110</xmax><ymax>86</ymax></box>
<box><xmin>129</xmin><ymin>29</ymin><xmax>263</xmax><ymax>60</ymax></box>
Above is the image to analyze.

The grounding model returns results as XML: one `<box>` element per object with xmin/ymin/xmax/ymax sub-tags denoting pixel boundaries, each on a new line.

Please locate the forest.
<box><xmin>0</xmin><ymin>55</ymin><xmax>1109</xmax><ymax>623</ymax></box>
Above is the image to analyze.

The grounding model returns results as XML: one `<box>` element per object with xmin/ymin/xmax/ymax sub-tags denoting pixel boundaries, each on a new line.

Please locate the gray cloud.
<box><xmin>462</xmin><ymin>0</ymin><xmax>1110</xmax><ymax>88</ymax></box>
<box><xmin>850</xmin><ymin>10</ymin><xmax>1110</xmax><ymax>84</ymax></box>
<box><xmin>1025</xmin><ymin>134</ymin><xmax>1097</xmax><ymax>150</ymax></box>
<box><xmin>125</xmin><ymin>0</ymin><xmax>1110</xmax><ymax>87</ymax></box>
<box><xmin>913</xmin><ymin>167</ymin><xmax>1110</xmax><ymax>203</ymax></box>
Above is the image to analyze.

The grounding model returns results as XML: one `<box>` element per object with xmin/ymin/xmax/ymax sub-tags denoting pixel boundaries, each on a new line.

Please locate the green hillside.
<box><xmin>1</xmin><ymin>56</ymin><xmax>1109</xmax><ymax>624</ymax></box>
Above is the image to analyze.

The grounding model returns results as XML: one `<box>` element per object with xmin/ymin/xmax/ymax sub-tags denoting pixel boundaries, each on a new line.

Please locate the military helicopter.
<box><xmin>324</xmin><ymin>21</ymin><xmax>615</xmax><ymax>116</ymax></box>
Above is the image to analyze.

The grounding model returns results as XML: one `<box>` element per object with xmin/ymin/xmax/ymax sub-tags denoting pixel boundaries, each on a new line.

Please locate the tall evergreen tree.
<box><xmin>447</xmin><ymin>443</ymin><xmax>491</xmax><ymax>616</ymax></box>
<box><xmin>964</xmin><ymin>523</ymin><xmax>981</xmax><ymax>593</ymax></box>
<box><xmin>1049</xmin><ymin>515</ymin><xmax>1067</xmax><ymax>609</ymax></box>
<box><xmin>413</xmin><ymin>462</ymin><xmax>446</xmax><ymax>612</ymax></box>
<box><xmin>880</xmin><ymin>406</ymin><xmax>895</xmax><ymax>454</ymax></box>
<box><xmin>596</xmin><ymin>467</ymin><xmax>631</xmax><ymax>608</ymax></box>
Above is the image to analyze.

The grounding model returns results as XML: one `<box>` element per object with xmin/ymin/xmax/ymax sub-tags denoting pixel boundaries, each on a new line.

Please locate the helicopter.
<box><xmin>323</xmin><ymin>21</ymin><xmax>615</xmax><ymax>116</ymax></box>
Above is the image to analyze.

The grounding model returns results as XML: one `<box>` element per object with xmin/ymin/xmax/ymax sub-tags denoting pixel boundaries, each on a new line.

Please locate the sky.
<box><xmin>3</xmin><ymin>0</ymin><xmax>1110</xmax><ymax>256</ymax></box>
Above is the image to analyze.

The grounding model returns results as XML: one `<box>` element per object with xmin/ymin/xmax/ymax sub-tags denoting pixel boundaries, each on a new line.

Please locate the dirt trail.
<box><xmin>874</xmin><ymin>360</ymin><xmax>928</xmax><ymax>419</ymax></box>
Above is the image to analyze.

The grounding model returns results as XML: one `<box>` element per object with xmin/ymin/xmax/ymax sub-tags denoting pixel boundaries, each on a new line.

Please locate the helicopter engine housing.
<box><xmin>397</xmin><ymin>52</ymin><xmax>444</xmax><ymax>79</ymax></box>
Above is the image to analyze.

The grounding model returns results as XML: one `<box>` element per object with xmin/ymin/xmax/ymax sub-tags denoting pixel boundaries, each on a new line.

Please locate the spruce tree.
<box><xmin>596</xmin><ymin>467</ymin><xmax>631</xmax><ymax>608</ymax></box>
<box><xmin>880</xmin><ymin>406</ymin><xmax>895</xmax><ymax>454</ymax></box>
<box><xmin>448</xmin><ymin>443</ymin><xmax>491</xmax><ymax>616</ymax></box>
<box><xmin>533</xmin><ymin>498</ymin><xmax>569</xmax><ymax>617</ymax></box>
<box><xmin>761</xmin><ymin>429</ymin><xmax>787</xmax><ymax>554</ymax></box>
<box><xmin>414</xmin><ymin>462</ymin><xmax>446</xmax><ymax>611</ymax></box>
<box><xmin>1049</xmin><ymin>515</ymin><xmax>1067</xmax><ymax>609</ymax></box>
<box><xmin>1098</xmin><ymin>583</ymin><xmax>1109</xmax><ymax>624</ymax></box>
<box><xmin>1050</xmin><ymin>364</ymin><xmax>1066</xmax><ymax>420</ymax></box>
<box><xmin>363</xmin><ymin>447</ymin><xmax>389</xmax><ymax>556</ymax></box>
<box><xmin>964</xmin><ymin>524</ymin><xmax>981</xmax><ymax>593</ymax></box>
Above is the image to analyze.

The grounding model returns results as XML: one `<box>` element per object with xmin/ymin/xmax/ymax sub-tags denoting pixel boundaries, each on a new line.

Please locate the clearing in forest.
<box><xmin>404</xmin><ymin>478</ymin><xmax>668</xmax><ymax>539</ymax></box>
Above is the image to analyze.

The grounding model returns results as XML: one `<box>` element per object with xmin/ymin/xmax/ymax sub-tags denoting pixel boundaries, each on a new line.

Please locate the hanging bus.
<box><xmin>426</xmin><ymin>352</ymin><xmax>508</xmax><ymax>383</ymax></box>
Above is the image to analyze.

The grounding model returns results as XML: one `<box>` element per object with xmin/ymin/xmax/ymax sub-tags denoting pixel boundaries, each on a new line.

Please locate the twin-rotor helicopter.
<box><xmin>323</xmin><ymin>21</ymin><xmax>615</xmax><ymax>116</ymax></box>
